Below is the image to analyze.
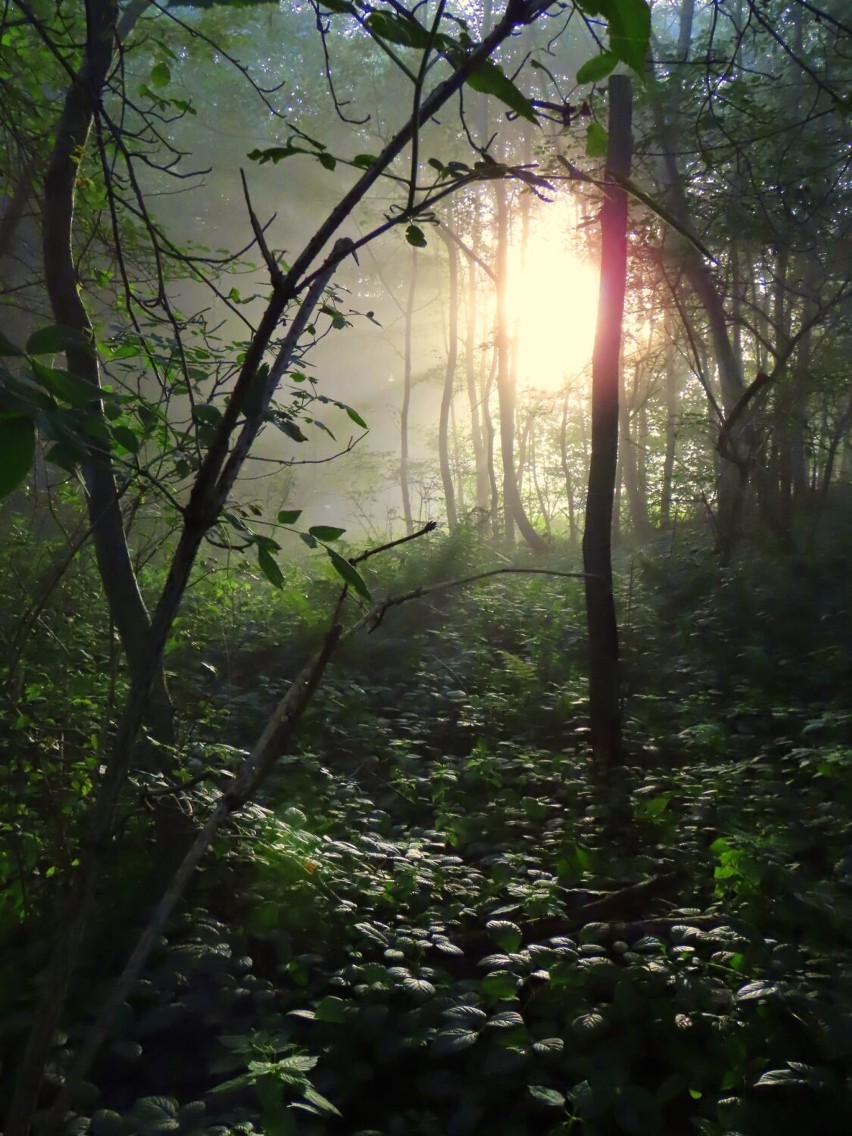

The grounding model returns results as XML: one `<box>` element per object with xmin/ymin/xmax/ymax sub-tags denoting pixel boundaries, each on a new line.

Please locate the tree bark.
<box><xmin>39</xmin><ymin>0</ymin><xmax>174</xmax><ymax>742</ymax></box>
<box><xmin>582</xmin><ymin>73</ymin><xmax>632</xmax><ymax>773</ymax></box>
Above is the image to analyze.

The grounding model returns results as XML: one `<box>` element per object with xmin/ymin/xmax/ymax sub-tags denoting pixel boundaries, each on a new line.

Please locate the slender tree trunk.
<box><xmin>482</xmin><ymin>363</ymin><xmax>501</xmax><ymax>537</ymax></box>
<box><xmin>559</xmin><ymin>394</ymin><xmax>578</xmax><ymax>541</ymax></box>
<box><xmin>677</xmin><ymin>0</ymin><xmax>695</xmax><ymax>61</ymax></box>
<box><xmin>529</xmin><ymin>417</ymin><xmax>551</xmax><ymax>535</ymax></box>
<box><xmin>464</xmin><ymin>245</ymin><xmax>491</xmax><ymax>510</ymax></box>
<box><xmin>39</xmin><ymin>0</ymin><xmax>174</xmax><ymax>743</ymax></box>
<box><xmin>619</xmin><ymin>362</ymin><xmax>650</xmax><ymax>541</ymax></box>
<box><xmin>438</xmin><ymin>224</ymin><xmax>459</xmax><ymax>529</ymax></box>
<box><xmin>400</xmin><ymin>247</ymin><xmax>417</xmax><ymax>533</ymax></box>
<box><xmin>583</xmin><ymin>73</ymin><xmax>631</xmax><ymax>773</ymax></box>
<box><xmin>660</xmin><ymin>332</ymin><xmax>679</xmax><ymax>528</ymax></box>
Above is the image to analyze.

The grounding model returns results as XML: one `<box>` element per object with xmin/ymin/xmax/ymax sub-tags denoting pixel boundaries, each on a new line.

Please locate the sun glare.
<box><xmin>508</xmin><ymin>200</ymin><xmax>600</xmax><ymax>393</ymax></box>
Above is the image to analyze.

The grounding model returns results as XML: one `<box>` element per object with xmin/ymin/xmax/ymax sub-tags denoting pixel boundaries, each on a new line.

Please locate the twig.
<box><xmin>351</xmin><ymin>518</ymin><xmax>437</xmax><ymax>565</ymax></box>
<box><xmin>240</xmin><ymin>170</ymin><xmax>283</xmax><ymax>288</ymax></box>
<box><xmin>364</xmin><ymin>566</ymin><xmax>593</xmax><ymax>631</ymax></box>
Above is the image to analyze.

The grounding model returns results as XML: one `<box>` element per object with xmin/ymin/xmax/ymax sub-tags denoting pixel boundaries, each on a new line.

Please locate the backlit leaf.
<box><xmin>257</xmin><ymin>545</ymin><xmax>284</xmax><ymax>589</ymax></box>
<box><xmin>406</xmin><ymin>225</ymin><xmax>428</xmax><ymax>248</ymax></box>
<box><xmin>326</xmin><ymin>546</ymin><xmax>372</xmax><ymax>602</ymax></box>
<box><xmin>608</xmin><ymin>0</ymin><xmax>651</xmax><ymax>73</ymax></box>
<box><xmin>27</xmin><ymin>324</ymin><xmax>95</xmax><ymax>357</ymax></box>
<box><xmin>308</xmin><ymin>525</ymin><xmax>346</xmax><ymax>542</ymax></box>
<box><xmin>586</xmin><ymin>122</ymin><xmax>609</xmax><ymax>157</ymax></box>
<box><xmin>577</xmin><ymin>51</ymin><xmax>618</xmax><ymax>84</ymax></box>
<box><xmin>466</xmin><ymin>60</ymin><xmax>537</xmax><ymax>123</ymax></box>
<box><xmin>150</xmin><ymin>62</ymin><xmax>171</xmax><ymax>88</ymax></box>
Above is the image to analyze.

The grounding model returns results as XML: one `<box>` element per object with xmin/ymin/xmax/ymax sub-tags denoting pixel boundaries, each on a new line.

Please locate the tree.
<box><xmin>582</xmin><ymin>73</ymin><xmax>632</xmax><ymax>773</ymax></box>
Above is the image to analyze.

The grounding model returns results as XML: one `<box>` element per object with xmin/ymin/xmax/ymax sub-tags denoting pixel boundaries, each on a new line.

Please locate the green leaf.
<box><xmin>123</xmin><ymin>1096</ymin><xmax>180</xmax><ymax>1136</ymax></box>
<box><xmin>150</xmin><ymin>62</ymin><xmax>171</xmax><ymax>88</ymax></box>
<box><xmin>486</xmin><ymin>1010</ymin><xmax>524</xmax><ymax>1030</ymax></box>
<box><xmin>577</xmin><ymin>51</ymin><xmax>618</xmax><ymax>84</ymax></box>
<box><xmin>528</xmin><ymin>1085</ymin><xmax>566</xmax><ymax>1108</ymax></box>
<box><xmin>352</xmin><ymin>153</ymin><xmax>377</xmax><ymax>169</ymax></box>
<box><xmin>326</xmin><ymin>546</ymin><xmax>372</xmax><ymax>602</ymax></box>
<box><xmin>0</xmin><ymin>413</ymin><xmax>35</xmax><ymax>497</ymax></box>
<box><xmin>319</xmin><ymin>0</ymin><xmax>354</xmax><ymax>12</ymax></box>
<box><xmin>26</xmin><ymin>324</ymin><xmax>95</xmax><ymax>357</ymax></box>
<box><xmin>278</xmin><ymin>418</ymin><xmax>309</xmax><ymax>443</ymax></box>
<box><xmin>314</xmin><ymin>995</ymin><xmax>347</xmax><ymax>1023</ymax></box>
<box><xmin>571</xmin><ymin>1011</ymin><xmax>606</xmax><ymax>1036</ymax></box>
<box><xmin>0</xmin><ymin>330</ymin><xmax>23</xmax><ymax>356</ymax></box>
<box><xmin>257</xmin><ymin>545</ymin><xmax>284</xmax><ymax>589</ymax></box>
<box><xmin>344</xmin><ymin>405</ymin><xmax>368</xmax><ymax>429</ymax></box>
<box><xmin>277</xmin><ymin>509</ymin><xmax>302</xmax><ymax>525</ymax></box>
<box><xmin>402</xmin><ymin>976</ymin><xmax>436</xmax><ymax>998</ymax></box>
<box><xmin>466</xmin><ymin>60</ymin><xmax>537</xmax><ymax>123</ymax></box>
<box><xmin>735</xmin><ymin>980</ymin><xmax>782</xmax><ymax>1002</ymax></box>
<box><xmin>193</xmin><ymin>404</ymin><xmax>223</xmax><ymax>427</ymax></box>
<box><xmin>308</xmin><ymin>525</ymin><xmax>345</xmax><ymax>542</ymax></box>
<box><xmin>608</xmin><ymin>0</ymin><xmax>651</xmax><ymax>73</ymax></box>
<box><xmin>112</xmin><ymin>425</ymin><xmax>140</xmax><ymax>454</ymax></box>
<box><xmin>444</xmin><ymin>1005</ymin><xmax>487</xmax><ymax>1026</ymax></box>
<box><xmin>365</xmin><ymin>11</ymin><xmax>430</xmax><ymax>48</ymax></box>
<box><xmin>406</xmin><ymin>224</ymin><xmax>428</xmax><ymax>248</ymax></box>
<box><xmin>317</xmin><ymin>151</ymin><xmax>337</xmax><ymax>171</ymax></box>
<box><xmin>90</xmin><ymin>1110</ymin><xmax>124</xmax><ymax>1136</ymax></box>
<box><xmin>30</xmin><ymin>359</ymin><xmax>97</xmax><ymax>407</ymax></box>
<box><xmin>586</xmin><ymin>122</ymin><xmax>609</xmax><ymax>157</ymax></box>
<box><xmin>298</xmin><ymin>1086</ymin><xmax>342</xmax><ymax>1118</ymax></box>
<box><xmin>430</xmin><ymin>1027</ymin><xmax>480</xmax><ymax>1056</ymax></box>
<box><xmin>755</xmin><ymin>1067</ymin><xmax>811</xmax><ymax>1088</ymax></box>
<box><xmin>486</xmin><ymin>920</ymin><xmax>523</xmax><ymax>952</ymax></box>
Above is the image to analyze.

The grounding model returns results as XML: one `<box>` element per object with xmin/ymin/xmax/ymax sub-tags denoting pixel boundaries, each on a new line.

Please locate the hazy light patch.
<box><xmin>509</xmin><ymin>198</ymin><xmax>599</xmax><ymax>393</ymax></box>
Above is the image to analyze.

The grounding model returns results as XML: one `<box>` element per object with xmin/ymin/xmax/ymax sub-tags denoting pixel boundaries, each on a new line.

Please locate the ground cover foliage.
<box><xmin>2</xmin><ymin>520</ymin><xmax>852</xmax><ymax>1136</ymax></box>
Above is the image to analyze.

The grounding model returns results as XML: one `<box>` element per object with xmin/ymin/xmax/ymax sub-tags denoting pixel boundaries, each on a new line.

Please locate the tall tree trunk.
<box><xmin>677</xmin><ymin>0</ymin><xmax>695</xmax><ymax>62</ymax></box>
<box><xmin>619</xmin><ymin>361</ymin><xmax>650</xmax><ymax>541</ymax></box>
<box><xmin>464</xmin><ymin>245</ymin><xmax>491</xmax><ymax>510</ymax></box>
<box><xmin>660</xmin><ymin>332</ymin><xmax>679</xmax><ymax>528</ymax></box>
<box><xmin>559</xmin><ymin>394</ymin><xmax>579</xmax><ymax>541</ymax></box>
<box><xmin>482</xmin><ymin>363</ymin><xmax>501</xmax><ymax>537</ymax></box>
<box><xmin>583</xmin><ymin>73</ymin><xmax>631</xmax><ymax>773</ymax></box>
<box><xmin>438</xmin><ymin>224</ymin><xmax>459</xmax><ymax>528</ymax></box>
<box><xmin>39</xmin><ymin>0</ymin><xmax>174</xmax><ymax>744</ymax></box>
<box><xmin>493</xmin><ymin>179</ymin><xmax>547</xmax><ymax>551</ymax></box>
<box><xmin>400</xmin><ymin>247</ymin><xmax>417</xmax><ymax>533</ymax></box>
<box><xmin>528</xmin><ymin>416</ymin><xmax>551</xmax><ymax>535</ymax></box>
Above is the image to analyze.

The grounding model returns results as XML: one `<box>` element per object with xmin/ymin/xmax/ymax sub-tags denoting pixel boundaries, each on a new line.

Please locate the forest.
<box><xmin>0</xmin><ymin>0</ymin><xmax>851</xmax><ymax>1133</ymax></box>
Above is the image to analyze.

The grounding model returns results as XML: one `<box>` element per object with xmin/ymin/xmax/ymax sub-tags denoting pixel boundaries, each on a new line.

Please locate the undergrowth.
<box><xmin>1</xmin><ymin>523</ymin><xmax>850</xmax><ymax>1135</ymax></box>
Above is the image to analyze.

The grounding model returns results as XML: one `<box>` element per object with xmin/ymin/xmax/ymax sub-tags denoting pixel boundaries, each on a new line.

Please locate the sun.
<box><xmin>508</xmin><ymin>199</ymin><xmax>600</xmax><ymax>393</ymax></box>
